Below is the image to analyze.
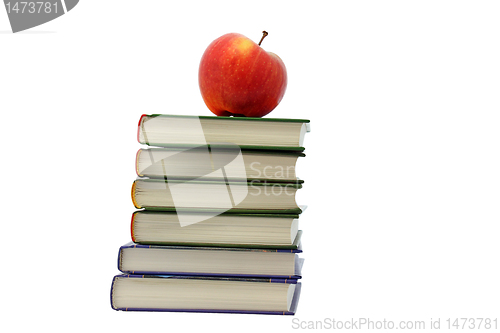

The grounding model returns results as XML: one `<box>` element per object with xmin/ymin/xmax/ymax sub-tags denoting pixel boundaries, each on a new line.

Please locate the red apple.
<box><xmin>199</xmin><ymin>32</ymin><xmax>287</xmax><ymax>117</ymax></box>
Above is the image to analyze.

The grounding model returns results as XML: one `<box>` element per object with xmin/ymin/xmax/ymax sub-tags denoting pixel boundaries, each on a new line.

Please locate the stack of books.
<box><xmin>110</xmin><ymin>114</ymin><xmax>310</xmax><ymax>315</ymax></box>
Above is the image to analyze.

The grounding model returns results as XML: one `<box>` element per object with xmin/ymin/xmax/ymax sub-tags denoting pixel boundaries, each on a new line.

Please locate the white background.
<box><xmin>1</xmin><ymin>1</ymin><xmax>499</xmax><ymax>332</ymax></box>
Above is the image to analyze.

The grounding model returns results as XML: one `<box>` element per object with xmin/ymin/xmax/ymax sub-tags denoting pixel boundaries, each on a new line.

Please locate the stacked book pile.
<box><xmin>110</xmin><ymin>114</ymin><xmax>310</xmax><ymax>315</ymax></box>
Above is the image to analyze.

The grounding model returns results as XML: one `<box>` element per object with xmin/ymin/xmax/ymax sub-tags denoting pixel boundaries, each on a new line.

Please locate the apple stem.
<box><xmin>258</xmin><ymin>31</ymin><xmax>269</xmax><ymax>46</ymax></box>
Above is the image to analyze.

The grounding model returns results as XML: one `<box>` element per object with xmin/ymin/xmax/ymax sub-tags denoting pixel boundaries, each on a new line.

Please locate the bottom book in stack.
<box><xmin>111</xmin><ymin>211</ymin><xmax>304</xmax><ymax>315</ymax></box>
<box><xmin>111</xmin><ymin>274</ymin><xmax>301</xmax><ymax>315</ymax></box>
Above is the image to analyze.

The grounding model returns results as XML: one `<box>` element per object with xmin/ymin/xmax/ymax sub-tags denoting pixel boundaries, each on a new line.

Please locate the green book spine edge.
<box><xmin>141</xmin><ymin>146</ymin><xmax>306</xmax><ymax>157</ymax></box>
<box><xmin>135</xmin><ymin>177</ymin><xmax>303</xmax><ymax>189</ymax></box>
<box><xmin>133</xmin><ymin>210</ymin><xmax>301</xmax><ymax>219</ymax></box>
<box><xmin>145</xmin><ymin>114</ymin><xmax>310</xmax><ymax>123</ymax></box>
<box><xmin>140</xmin><ymin>207</ymin><xmax>304</xmax><ymax>215</ymax></box>
<box><xmin>141</xmin><ymin>142</ymin><xmax>306</xmax><ymax>152</ymax></box>
<box><xmin>139</xmin><ymin>176</ymin><xmax>304</xmax><ymax>184</ymax></box>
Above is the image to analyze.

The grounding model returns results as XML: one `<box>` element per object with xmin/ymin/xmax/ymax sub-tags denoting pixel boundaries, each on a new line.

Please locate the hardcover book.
<box><xmin>110</xmin><ymin>274</ymin><xmax>302</xmax><ymax>315</ymax></box>
<box><xmin>117</xmin><ymin>242</ymin><xmax>304</xmax><ymax>278</ymax></box>
<box><xmin>131</xmin><ymin>210</ymin><xmax>303</xmax><ymax>249</ymax></box>
<box><xmin>131</xmin><ymin>177</ymin><xmax>304</xmax><ymax>214</ymax></box>
<box><xmin>136</xmin><ymin>147</ymin><xmax>305</xmax><ymax>183</ymax></box>
<box><xmin>137</xmin><ymin>114</ymin><xmax>310</xmax><ymax>151</ymax></box>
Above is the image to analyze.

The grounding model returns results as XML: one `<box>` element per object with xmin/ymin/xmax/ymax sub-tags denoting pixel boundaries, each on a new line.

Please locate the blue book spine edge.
<box><xmin>117</xmin><ymin>243</ymin><xmax>303</xmax><ymax>279</ymax></box>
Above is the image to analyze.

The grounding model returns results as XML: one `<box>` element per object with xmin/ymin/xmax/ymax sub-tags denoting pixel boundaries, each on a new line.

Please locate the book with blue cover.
<box><xmin>110</xmin><ymin>274</ymin><xmax>302</xmax><ymax>315</ymax></box>
<box><xmin>117</xmin><ymin>241</ymin><xmax>304</xmax><ymax>279</ymax></box>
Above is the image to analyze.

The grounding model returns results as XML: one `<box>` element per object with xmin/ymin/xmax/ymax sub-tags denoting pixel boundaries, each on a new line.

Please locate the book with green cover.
<box><xmin>136</xmin><ymin>147</ymin><xmax>305</xmax><ymax>183</ymax></box>
<box><xmin>131</xmin><ymin>177</ymin><xmax>304</xmax><ymax>214</ymax></box>
<box><xmin>137</xmin><ymin>114</ymin><xmax>310</xmax><ymax>151</ymax></box>
<box><xmin>131</xmin><ymin>210</ymin><xmax>303</xmax><ymax>249</ymax></box>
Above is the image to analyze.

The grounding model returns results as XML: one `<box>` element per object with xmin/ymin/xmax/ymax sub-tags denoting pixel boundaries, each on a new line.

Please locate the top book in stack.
<box><xmin>138</xmin><ymin>114</ymin><xmax>310</xmax><ymax>152</ymax></box>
